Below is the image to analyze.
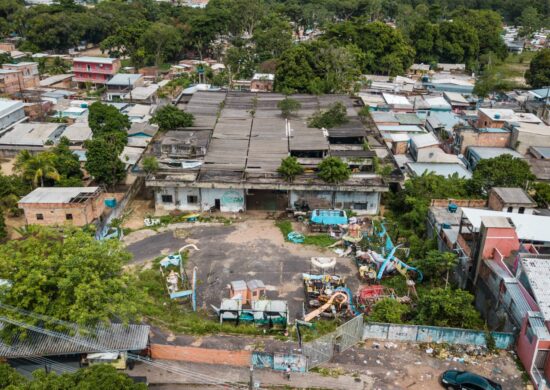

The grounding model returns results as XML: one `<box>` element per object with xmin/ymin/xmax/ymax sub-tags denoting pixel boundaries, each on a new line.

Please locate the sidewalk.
<box><xmin>130</xmin><ymin>360</ymin><xmax>373</xmax><ymax>389</ymax></box>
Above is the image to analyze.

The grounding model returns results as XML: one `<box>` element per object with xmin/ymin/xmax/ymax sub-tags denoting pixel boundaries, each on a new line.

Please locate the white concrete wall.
<box><xmin>0</xmin><ymin>107</ymin><xmax>25</xmax><ymax>130</ymax></box>
<box><xmin>155</xmin><ymin>187</ymin><xmax>201</xmax><ymax>211</ymax></box>
<box><xmin>201</xmin><ymin>188</ymin><xmax>245</xmax><ymax>212</ymax></box>
<box><xmin>501</xmin><ymin>206</ymin><xmax>534</xmax><ymax>215</ymax></box>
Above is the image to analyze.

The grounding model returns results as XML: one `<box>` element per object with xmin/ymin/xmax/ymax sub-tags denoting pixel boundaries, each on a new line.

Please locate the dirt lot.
<box><xmin>126</xmin><ymin>219</ymin><xmax>358</xmax><ymax>317</ymax></box>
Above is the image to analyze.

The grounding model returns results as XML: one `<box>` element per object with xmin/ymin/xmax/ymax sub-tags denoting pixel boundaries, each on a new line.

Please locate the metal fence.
<box><xmin>363</xmin><ymin>322</ymin><xmax>515</xmax><ymax>349</ymax></box>
<box><xmin>302</xmin><ymin>315</ymin><xmax>364</xmax><ymax>369</ymax></box>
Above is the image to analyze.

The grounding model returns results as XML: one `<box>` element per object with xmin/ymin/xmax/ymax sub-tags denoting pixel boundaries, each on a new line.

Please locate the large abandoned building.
<box><xmin>145</xmin><ymin>92</ymin><xmax>393</xmax><ymax>214</ymax></box>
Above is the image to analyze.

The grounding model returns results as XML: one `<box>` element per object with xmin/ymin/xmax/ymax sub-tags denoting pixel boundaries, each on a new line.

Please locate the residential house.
<box><xmin>526</xmin><ymin>147</ymin><xmax>550</xmax><ymax>182</ymax></box>
<box><xmin>436</xmin><ymin>63</ymin><xmax>466</xmax><ymax>73</ymax></box>
<box><xmin>250</xmin><ymin>73</ymin><xmax>274</xmax><ymax>92</ymax></box>
<box><xmin>443</xmin><ymin>91</ymin><xmax>472</xmax><ymax>111</ymax></box>
<box><xmin>61</xmin><ymin>122</ymin><xmax>92</xmax><ymax>146</ymax></box>
<box><xmin>0</xmin><ymin>122</ymin><xmax>66</xmax><ymax>156</ymax></box>
<box><xmin>0</xmin><ymin>99</ymin><xmax>25</xmax><ymax>131</ymax></box>
<box><xmin>39</xmin><ymin>74</ymin><xmax>74</xmax><ymax>89</ymax></box>
<box><xmin>508</xmin><ymin>122</ymin><xmax>550</xmax><ymax>155</ymax></box>
<box><xmin>452</xmin><ymin>126</ymin><xmax>511</xmax><ymax>155</ymax></box>
<box><xmin>406</xmin><ymin>162</ymin><xmax>472</xmax><ymax>179</ymax></box>
<box><xmin>466</xmin><ymin>146</ymin><xmax>523</xmax><ymax>170</ymax></box>
<box><xmin>18</xmin><ymin>187</ymin><xmax>107</xmax><ymax>226</ymax></box>
<box><xmin>488</xmin><ymin>187</ymin><xmax>537</xmax><ymax>214</ymax></box>
<box><xmin>72</xmin><ymin>57</ymin><xmax>121</xmax><ymax>85</ymax></box>
<box><xmin>123</xmin><ymin>84</ymin><xmax>158</xmax><ymax>104</ymax></box>
<box><xmin>0</xmin><ymin>69</ymin><xmax>23</xmax><ymax>95</ymax></box>
<box><xmin>477</xmin><ymin>108</ymin><xmax>541</xmax><ymax>129</ymax></box>
<box><xmin>2</xmin><ymin>62</ymin><xmax>40</xmax><ymax>90</ymax></box>
<box><xmin>409</xmin><ymin>63</ymin><xmax>430</xmax><ymax>76</ymax></box>
<box><xmin>381</xmin><ymin>93</ymin><xmax>413</xmax><ymax>112</ymax></box>
<box><xmin>409</xmin><ymin>132</ymin><xmax>439</xmax><ymax>161</ymax></box>
<box><xmin>106</xmin><ymin>73</ymin><xmax>144</xmax><ymax>101</ymax></box>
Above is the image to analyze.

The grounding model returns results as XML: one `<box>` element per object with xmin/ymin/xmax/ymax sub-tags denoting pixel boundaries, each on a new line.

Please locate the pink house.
<box><xmin>72</xmin><ymin>57</ymin><xmax>121</xmax><ymax>85</ymax></box>
<box><xmin>470</xmin><ymin>216</ymin><xmax>550</xmax><ymax>389</ymax></box>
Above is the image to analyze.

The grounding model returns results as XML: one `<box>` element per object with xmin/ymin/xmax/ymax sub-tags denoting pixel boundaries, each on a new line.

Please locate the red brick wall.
<box><xmin>430</xmin><ymin>199</ymin><xmax>486</xmax><ymax>207</ymax></box>
<box><xmin>458</xmin><ymin>131</ymin><xmax>510</xmax><ymax>154</ymax></box>
<box><xmin>150</xmin><ymin>344</ymin><xmax>251</xmax><ymax>367</ymax></box>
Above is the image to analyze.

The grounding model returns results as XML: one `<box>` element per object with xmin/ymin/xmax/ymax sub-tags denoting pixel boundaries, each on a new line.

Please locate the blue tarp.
<box><xmin>310</xmin><ymin>209</ymin><xmax>348</xmax><ymax>225</ymax></box>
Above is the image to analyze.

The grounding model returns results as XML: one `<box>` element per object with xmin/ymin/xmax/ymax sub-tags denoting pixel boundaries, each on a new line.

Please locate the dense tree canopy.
<box><xmin>0</xmin><ymin>363</ymin><xmax>146</xmax><ymax>390</ymax></box>
<box><xmin>151</xmin><ymin>105</ymin><xmax>195</xmax><ymax>130</ymax></box>
<box><xmin>0</xmin><ymin>227</ymin><xmax>141</xmax><ymax>334</ymax></box>
<box><xmin>525</xmin><ymin>49</ymin><xmax>550</xmax><ymax>88</ymax></box>
<box><xmin>469</xmin><ymin>154</ymin><xmax>535</xmax><ymax>195</ymax></box>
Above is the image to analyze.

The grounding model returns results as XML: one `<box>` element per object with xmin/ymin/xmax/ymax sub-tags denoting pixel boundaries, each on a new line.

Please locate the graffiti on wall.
<box><xmin>221</xmin><ymin>190</ymin><xmax>244</xmax><ymax>205</ymax></box>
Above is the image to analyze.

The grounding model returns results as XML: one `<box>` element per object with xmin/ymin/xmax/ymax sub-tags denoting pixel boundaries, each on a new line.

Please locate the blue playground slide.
<box><xmin>376</xmin><ymin>245</ymin><xmax>423</xmax><ymax>282</ymax></box>
<box><xmin>335</xmin><ymin>286</ymin><xmax>361</xmax><ymax>316</ymax></box>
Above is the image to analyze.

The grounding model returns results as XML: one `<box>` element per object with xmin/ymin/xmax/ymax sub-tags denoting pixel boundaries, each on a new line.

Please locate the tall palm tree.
<box><xmin>15</xmin><ymin>151</ymin><xmax>60</xmax><ymax>187</ymax></box>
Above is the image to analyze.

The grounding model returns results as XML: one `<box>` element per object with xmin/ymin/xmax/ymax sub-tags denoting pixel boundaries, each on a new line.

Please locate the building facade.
<box><xmin>72</xmin><ymin>57</ymin><xmax>121</xmax><ymax>85</ymax></box>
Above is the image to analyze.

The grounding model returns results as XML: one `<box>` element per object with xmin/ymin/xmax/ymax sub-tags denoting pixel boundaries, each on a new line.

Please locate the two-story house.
<box><xmin>72</xmin><ymin>57</ymin><xmax>121</xmax><ymax>86</ymax></box>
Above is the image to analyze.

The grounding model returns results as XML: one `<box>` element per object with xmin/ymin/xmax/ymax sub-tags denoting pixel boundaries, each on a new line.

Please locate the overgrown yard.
<box><xmin>493</xmin><ymin>51</ymin><xmax>536</xmax><ymax>86</ymax></box>
<box><xmin>275</xmin><ymin>220</ymin><xmax>338</xmax><ymax>248</ymax></box>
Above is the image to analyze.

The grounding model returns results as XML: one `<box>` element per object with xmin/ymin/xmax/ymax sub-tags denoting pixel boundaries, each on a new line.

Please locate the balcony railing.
<box><xmin>532</xmin><ymin>367</ymin><xmax>550</xmax><ymax>390</ymax></box>
<box><xmin>72</xmin><ymin>66</ymin><xmax>116</xmax><ymax>75</ymax></box>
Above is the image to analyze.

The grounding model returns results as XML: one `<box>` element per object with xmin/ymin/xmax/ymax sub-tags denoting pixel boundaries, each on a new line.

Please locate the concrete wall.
<box><xmin>0</xmin><ymin>106</ymin><xmax>25</xmax><ymax>130</ymax></box>
<box><xmin>364</xmin><ymin>322</ymin><xmax>515</xmax><ymax>349</ymax></box>
<box><xmin>511</xmin><ymin>128</ymin><xmax>550</xmax><ymax>155</ymax></box>
<box><xmin>456</xmin><ymin>130</ymin><xmax>510</xmax><ymax>155</ymax></box>
<box><xmin>21</xmin><ymin>195</ymin><xmax>106</xmax><ymax>227</ymax></box>
<box><xmin>290</xmin><ymin>190</ymin><xmax>380</xmax><ymax>215</ymax></box>
<box><xmin>155</xmin><ymin>187</ymin><xmax>201</xmax><ymax>212</ymax></box>
<box><xmin>201</xmin><ymin>188</ymin><xmax>245</xmax><ymax>212</ymax></box>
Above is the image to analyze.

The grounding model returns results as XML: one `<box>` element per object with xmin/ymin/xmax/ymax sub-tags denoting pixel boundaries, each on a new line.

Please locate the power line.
<box><xmin>0</xmin><ymin>307</ymin><xmax>247</xmax><ymax>389</ymax></box>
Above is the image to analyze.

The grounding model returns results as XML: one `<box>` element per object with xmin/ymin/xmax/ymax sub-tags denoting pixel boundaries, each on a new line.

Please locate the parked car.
<box><xmin>440</xmin><ymin>370</ymin><xmax>502</xmax><ymax>390</ymax></box>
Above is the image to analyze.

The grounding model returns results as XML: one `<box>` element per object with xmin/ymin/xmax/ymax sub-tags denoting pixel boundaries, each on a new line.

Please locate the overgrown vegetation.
<box><xmin>151</xmin><ymin>105</ymin><xmax>194</xmax><ymax>131</ymax></box>
<box><xmin>308</xmin><ymin>102</ymin><xmax>348</xmax><ymax>129</ymax></box>
<box><xmin>275</xmin><ymin>220</ymin><xmax>337</xmax><ymax>248</ymax></box>
<box><xmin>277</xmin><ymin>156</ymin><xmax>303</xmax><ymax>182</ymax></box>
<box><xmin>317</xmin><ymin>157</ymin><xmax>351</xmax><ymax>184</ymax></box>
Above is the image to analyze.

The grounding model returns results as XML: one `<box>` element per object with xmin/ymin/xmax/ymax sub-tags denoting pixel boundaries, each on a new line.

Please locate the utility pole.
<box><xmin>248</xmin><ymin>365</ymin><xmax>254</xmax><ymax>390</ymax></box>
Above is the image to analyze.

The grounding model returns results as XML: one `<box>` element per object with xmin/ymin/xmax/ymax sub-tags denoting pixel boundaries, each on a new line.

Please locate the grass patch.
<box><xmin>493</xmin><ymin>51</ymin><xmax>536</xmax><ymax>85</ymax></box>
<box><xmin>290</xmin><ymin>319</ymin><xmax>340</xmax><ymax>343</ymax></box>
<box><xmin>309</xmin><ymin>366</ymin><xmax>346</xmax><ymax>378</ymax></box>
<box><xmin>135</xmin><ymin>260</ymin><xmax>265</xmax><ymax>336</ymax></box>
<box><xmin>275</xmin><ymin>219</ymin><xmax>337</xmax><ymax>248</ymax></box>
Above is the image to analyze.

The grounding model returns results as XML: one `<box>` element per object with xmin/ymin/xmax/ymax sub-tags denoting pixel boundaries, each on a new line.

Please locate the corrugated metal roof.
<box><xmin>0</xmin><ymin>323</ymin><xmax>149</xmax><ymax>358</ymax></box>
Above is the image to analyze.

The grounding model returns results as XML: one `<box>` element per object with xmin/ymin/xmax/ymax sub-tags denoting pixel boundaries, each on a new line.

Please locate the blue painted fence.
<box><xmin>363</xmin><ymin>322</ymin><xmax>515</xmax><ymax>350</ymax></box>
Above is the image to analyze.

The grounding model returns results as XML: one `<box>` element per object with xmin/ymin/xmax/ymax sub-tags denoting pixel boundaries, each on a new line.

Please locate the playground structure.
<box><xmin>356</xmin><ymin>222</ymin><xmax>423</xmax><ymax>287</ymax></box>
<box><xmin>355</xmin><ymin>285</ymin><xmax>412</xmax><ymax>314</ymax></box>
<box><xmin>159</xmin><ymin>244</ymin><xmax>199</xmax><ymax>311</ymax></box>
<box><xmin>212</xmin><ymin>279</ymin><xmax>288</xmax><ymax>329</ymax></box>
<box><xmin>302</xmin><ymin>257</ymin><xmax>360</xmax><ymax>321</ymax></box>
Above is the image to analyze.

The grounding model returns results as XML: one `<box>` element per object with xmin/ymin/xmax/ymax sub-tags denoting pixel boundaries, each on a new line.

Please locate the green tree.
<box><xmin>368</xmin><ymin>298</ymin><xmax>409</xmax><ymax>324</ymax></box>
<box><xmin>317</xmin><ymin>157</ymin><xmax>351</xmax><ymax>184</ymax></box>
<box><xmin>142</xmin><ymin>156</ymin><xmax>159</xmax><ymax>175</ymax></box>
<box><xmin>0</xmin><ymin>363</ymin><xmax>146</xmax><ymax>389</ymax></box>
<box><xmin>469</xmin><ymin>154</ymin><xmax>535</xmax><ymax>195</ymax></box>
<box><xmin>436</xmin><ymin>20</ymin><xmax>480</xmax><ymax>69</ymax></box>
<box><xmin>51</xmin><ymin>137</ymin><xmax>83</xmax><ymax>185</ymax></box>
<box><xmin>0</xmin><ymin>227</ymin><xmax>142</xmax><ymax>335</ymax></box>
<box><xmin>0</xmin><ymin>362</ymin><xmax>26</xmax><ymax>388</ymax></box>
<box><xmin>525</xmin><ymin>49</ymin><xmax>550</xmax><ymax>88</ymax></box>
<box><xmin>253</xmin><ymin>15</ymin><xmax>293</xmax><ymax>62</ymax></box>
<box><xmin>14</xmin><ymin>150</ymin><xmax>61</xmax><ymax>188</ymax></box>
<box><xmin>455</xmin><ymin>10</ymin><xmax>507</xmax><ymax>60</ymax></box>
<box><xmin>277</xmin><ymin>97</ymin><xmax>301</xmax><ymax>119</ymax></box>
<box><xmin>84</xmin><ymin>138</ymin><xmax>127</xmax><ymax>189</ymax></box>
<box><xmin>277</xmin><ymin>156</ymin><xmax>304</xmax><ymax>182</ymax></box>
<box><xmin>0</xmin><ymin>209</ymin><xmax>7</xmax><ymax>243</ymax></box>
<box><xmin>518</xmin><ymin>6</ymin><xmax>542</xmax><ymax>37</ymax></box>
<box><xmin>140</xmin><ymin>22</ymin><xmax>182</xmax><ymax>66</ymax></box>
<box><xmin>308</xmin><ymin>102</ymin><xmax>348</xmax><ymax>129</ymax></box>
<box><xmin>532</xmin><ymin>182</ymin><xmax>550</xmax><ymax>208</ymax></box>
<box><xmin>88</xmin><ymin>102</ymin><xmax>130</xmax><ymax>151</ymax></box>
<box><xmin>324</xmin><ymin>20</ymin><xmax>415</xmax><ymax>76</ymax></box>
<box><xmin>413</xmin><ymin>250</ymin><xmax>458</xmax><ymax>288</ymax></box>
<box><xmin>274</xmin><ymin>41</ymin><xmax>362</xmax><ymax>94</ymax></box>
<box><xmin>150</xmin><ymin>105</ymin><xmax>194</xmax><ymax>131</ymax></box>
<box><xmin>0</xmin><ymin>173</ymin><xmax>31</xmax><ymax>216</ymax></box>
<box><xmin>415</xmin><ymin>288</ymin><xmax>484</xmax><ymax>329</ymax></box>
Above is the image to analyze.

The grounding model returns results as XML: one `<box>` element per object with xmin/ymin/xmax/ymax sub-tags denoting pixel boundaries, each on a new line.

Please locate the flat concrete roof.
<box><xmin>73</xmin><ymin>56</ymin><xmax>118</xmax><ymax>64</ymax></box>
<box><xmin>0</xmin><ymin>122</ymin><xmax>64</xmax><ymax>146</ymax></box>
<box><xmin>521</xmin><ymin>257</ymin><xmax>550</xmax><ymax>321</ymax></box>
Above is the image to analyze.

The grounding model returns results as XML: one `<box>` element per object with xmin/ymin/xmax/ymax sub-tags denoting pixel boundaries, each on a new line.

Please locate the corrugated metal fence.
<box><xmin>363</xmin><ymin>322</ymin><xmax>515</xmax><ymax>349</ymax></box>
